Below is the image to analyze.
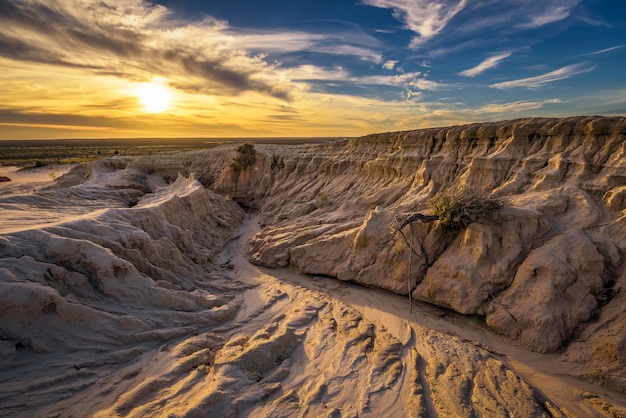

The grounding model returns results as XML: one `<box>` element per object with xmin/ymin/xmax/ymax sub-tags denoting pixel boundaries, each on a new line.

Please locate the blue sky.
<box><xmin>0</xmin><ymin>0</ymin><xmax>625</xmax><ymax>139</ymax></box>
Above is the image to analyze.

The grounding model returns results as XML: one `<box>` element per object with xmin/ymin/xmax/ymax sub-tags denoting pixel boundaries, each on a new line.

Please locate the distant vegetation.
<box><xmin>428</xmin><ymin>190</ymin><xmax>503</xmax><ymax>229</ymax></box>
<box><xmin>0</xmin><ymin>138</ymin><xmax>225</xmax><ymax>167</ymax></box>
<box><xmin>230</xmin><ymin>143</ymin><xmax>256</xmax><ymax>173</ymax></box>
<box><xmin>0</xmin><ymin>138</ymin><xmax>340</xmax><ymax>168</ymax></box>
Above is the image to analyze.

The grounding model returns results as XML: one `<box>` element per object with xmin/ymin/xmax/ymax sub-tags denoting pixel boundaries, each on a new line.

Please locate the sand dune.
<box><xmin>1</xmin><ymin>116</ymin><xmax>625</xmax><ymax>417</ymax></box>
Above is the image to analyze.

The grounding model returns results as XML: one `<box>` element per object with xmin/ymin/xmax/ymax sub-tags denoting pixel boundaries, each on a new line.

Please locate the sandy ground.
<box><xmin>1</xmin><ymin>124</ymin><xmax>625</xmax><ymax>416</ymax></box>
<box><xmin>0</xmin><ymin>165</ymin><xmax>71</xmax><ymax>189</ymax></box>
<box><xmin>0</xmin><ymin>165</ymin><xmax>77</xmax><ymax>233</ymax></box>
<box><xmin>217</xmin><ymin>213</ymin><xmax>625</xmax><ymax>417</ymax></box>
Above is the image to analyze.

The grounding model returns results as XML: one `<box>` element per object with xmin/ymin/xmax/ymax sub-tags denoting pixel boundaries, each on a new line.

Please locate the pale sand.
<box><xmin>224</xmin><ymin>214</ymin><xmax>626</xmax><ymax>417</ymax></box>
<box><xmin>0</xmin><ymin>165</ymin><xmax>77</xmax><ymax>233</ymax></box>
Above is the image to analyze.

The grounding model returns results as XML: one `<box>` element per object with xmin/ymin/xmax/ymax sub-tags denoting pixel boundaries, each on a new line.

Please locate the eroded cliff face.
<box><xmin>208</xmin><ymin>116</ymin><xmax>626</xmax><ymax>387</ymax></box>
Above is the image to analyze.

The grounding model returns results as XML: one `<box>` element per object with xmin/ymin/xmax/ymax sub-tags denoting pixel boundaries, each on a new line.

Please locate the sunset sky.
<box><xmin>1</xmin><ymin>0</ymin><xmax>625</xmax><ymax>139</ymax></box>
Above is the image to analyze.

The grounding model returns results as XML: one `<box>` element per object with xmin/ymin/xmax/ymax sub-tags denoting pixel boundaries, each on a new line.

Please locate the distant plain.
<box><xmin>0</xmin><ymin>137</ymin><xmax>343</xmax><ymax>167</ymax></box>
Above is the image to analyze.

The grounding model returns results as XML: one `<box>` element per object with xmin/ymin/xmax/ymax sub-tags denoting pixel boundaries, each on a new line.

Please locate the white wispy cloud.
<box><xmin>278</xmin><ymin>66</ymin><xmax>453</xmax><ymax>93</ymax></box>
<box><xmin>518</xmin><ymin>1</ymin><xmax>581</xmax><ymax>29</ymax></box>
<box><xmin>577</xmin><ymin>44</ymin><xmax>626</xmax><ymax>57</ymax></box>
<box><xmin>362</xmin><ymin>0</ymin><xmax>579</xmax><ymax>50</ymax></box>
<box><xmin>519</xmin><ymin>6</ymin><xmax>570</xmax><ymax>28</ymax></box>
<box><xmin>407</xmin><ymin>77</ymin><xmax>452</xmax><ymax>91</ymax></box>
<box><xmin>383</xmin><ymin>60</ymin><xmax>398</xmax><ymax>70</ymax></box>
<box><xmin>477</xmin><ymin>98</ymin><xmax>564</xmax><ymax>113</ymax></box>
<box><xmin>313</xmin><ymin>45</ymin><xmax>383</xmax><ymax>63</ymax></box>
<box><xmin>361</xmin><ymin>0</ymin><xmax>468</xmax><ymax>48</ymax></box>
<box><xmin>279</xmin><ymin>65</ymin><xmax>351</xmax><ymax>82</ymax></box>
<box><xmin>355</xmin><ymin>72</ymin><xmax>454</xmax><ymax>91</ymax></box>
<box><xmin>490</xmin><ymin>63</ymin><xmax>594</xmax><ymax>90</ymax></box>
<box><xmin>233</xmin><ymin>30</ymin><xmax>383</xmax><ymax>62</ymax></box>
<box><xmin>231</xmin><ymin>32</ymin><xmax>326</xmax><ymax>53</ymax></box>
<box><xmin>399</xmin><ymin>0</ymin><xmax>582</xmax><ymax>56</ymax></box>
<box><xmin>458</xmin><ymin>52</ymin><xmax>512</xmax><ymax>77</ymax></box>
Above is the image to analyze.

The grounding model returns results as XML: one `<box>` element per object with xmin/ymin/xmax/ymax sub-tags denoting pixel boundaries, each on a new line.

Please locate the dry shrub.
<box><xmin>428</xmin><ymin>190</ymin><xmax>502</xmax><ymax>229</ymax></box>
<box><xmin>230</xmin><ymin>143</ymin><xmax>256</xmax><ymax>173</ymax></box>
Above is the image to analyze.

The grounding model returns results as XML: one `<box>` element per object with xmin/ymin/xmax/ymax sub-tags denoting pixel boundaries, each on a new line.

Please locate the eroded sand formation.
<box><xmin>1</xmin><ymin>116</ymin><xmax>625</xmax><ymax>416</ymax></box>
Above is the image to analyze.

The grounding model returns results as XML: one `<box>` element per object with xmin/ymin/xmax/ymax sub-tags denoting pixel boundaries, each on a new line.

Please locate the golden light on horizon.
<box><xmin>135</xmin><ymin>82</ymin><xmax>171</xmax><ymax>113</ymax></box>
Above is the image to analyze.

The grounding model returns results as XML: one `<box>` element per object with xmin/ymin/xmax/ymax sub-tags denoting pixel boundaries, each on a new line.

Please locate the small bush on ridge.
<box><xmin>230</xmin><ymin>143</ymin><xmax>256</xmax><ymax>173</ymax></box>
<box><xmin>428</xmin><ymin>190</ymin><xmax>502</xmax><ymax>229</ymax></box>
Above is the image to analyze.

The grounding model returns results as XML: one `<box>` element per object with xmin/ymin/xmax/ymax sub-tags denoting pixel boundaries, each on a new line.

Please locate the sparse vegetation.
<box><xmin>393</xmin><ymin>189</ymin><xmax>503</xmax><ymax>312</ymax></box>
<box><xmin>428</xmin><ymin>190</ymin><xmax>503</xmax><ymax>229</ymax></box>
<box><xmin>0</xmin><ymin>138</ymin><xmax>227</xmax><ymax>167</ymax></box>
<box><xmin>230</xmin><ymin>143</ymin><xmax>256</xmax><ymax>173</ymax></box>
<box><xmin>315</xmin><ymin>193</ymin><xmax>330</xmax><ymax>208</ymax></box>
<box><xmin>1</xmin><ymin>138</ymin><xmax>336</xmax><ymax>168</ymax></box>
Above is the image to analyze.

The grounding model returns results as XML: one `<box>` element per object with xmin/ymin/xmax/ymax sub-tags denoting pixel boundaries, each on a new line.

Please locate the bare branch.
<box><xmin>396</xmin><ymin>213</ymin><xmax>439</xmax><ymax>231</ymax></box>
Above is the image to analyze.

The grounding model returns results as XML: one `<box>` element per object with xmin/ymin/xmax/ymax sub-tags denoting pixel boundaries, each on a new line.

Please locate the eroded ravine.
<box><xmin>216</xmin><ymin>212</ymin><xmax>626</xmax><ymax>417</ymax></box>
<box><xmin>204</xmin><ymin>117</ymin><xmax>626</xmax><ymax>409</ymax></box>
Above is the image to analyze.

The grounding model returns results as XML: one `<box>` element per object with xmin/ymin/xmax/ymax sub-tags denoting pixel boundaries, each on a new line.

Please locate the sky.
<box><xmin>1</xmin><ymin>0</ymin><xmax>625</xmax><ymax>139</ymax></box>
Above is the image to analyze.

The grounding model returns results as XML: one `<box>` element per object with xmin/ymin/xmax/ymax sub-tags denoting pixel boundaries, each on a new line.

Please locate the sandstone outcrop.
<box><xmin>206</xmin><ymin>116</ymin><xmax>626</xmax><ymax>385</ymax></box>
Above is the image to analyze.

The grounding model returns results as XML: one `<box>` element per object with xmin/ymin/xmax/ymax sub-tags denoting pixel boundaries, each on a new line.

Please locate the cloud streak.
<box><xmin>490</xmin><ymin>63</ymin><xmax>594</xmax><ymax>89</ymax></box>
<box><xmin>232</xmin><ymin>29</ymin><xmax>383</xmax><ymax>62</ymax></box>
<box><xmin>361</xmin><ymin>0</ymin><xmax>468</xmax><ymax>48</ymax></box>
<box><xmin>577</xmin><ymin>44</ymin><xmax>626</xmax><ymax>57</ymax></box>
<box><xmin>518</xmin><ymin>2</ymin><xmax>581</xmax><ymax>29</ymax></box>
<box><xmin>362</xmin><ymin>0</ymin><xmax>581</xmax><ymax>51</ymax></box>
<box><xmin>477</xmin><ymin>98</ymin><xmax>564</xmax><ymax>113</ymax></box>
<box><xmin>458</xmin><ymin>52</ymin><xmax>512</xmax><ymax>77</ymax></box>
<box><xmin>278</xmin><ymin>66</ymin><xmax>452</xmax><ymax>92</ymax></box>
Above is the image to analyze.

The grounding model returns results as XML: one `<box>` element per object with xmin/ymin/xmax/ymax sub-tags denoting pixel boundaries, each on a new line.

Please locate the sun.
<box><xmin>135</xmin><ymin>82</ymin><xmax>171</xmax><ymax>113</ymax></box>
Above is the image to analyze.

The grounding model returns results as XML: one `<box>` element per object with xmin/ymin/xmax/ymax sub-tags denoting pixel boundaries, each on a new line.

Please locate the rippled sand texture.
<box><xmin>1</xmin><ymin>116</ymin><xmax>626</xmax><ymax>417</ymax></box>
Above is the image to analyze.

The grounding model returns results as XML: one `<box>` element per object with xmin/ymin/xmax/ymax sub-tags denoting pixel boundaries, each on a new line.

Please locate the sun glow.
<box><xmin>135</xmin><ymin>82</ymin><xmax>171</xmax><ymax>113</ymax></box>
